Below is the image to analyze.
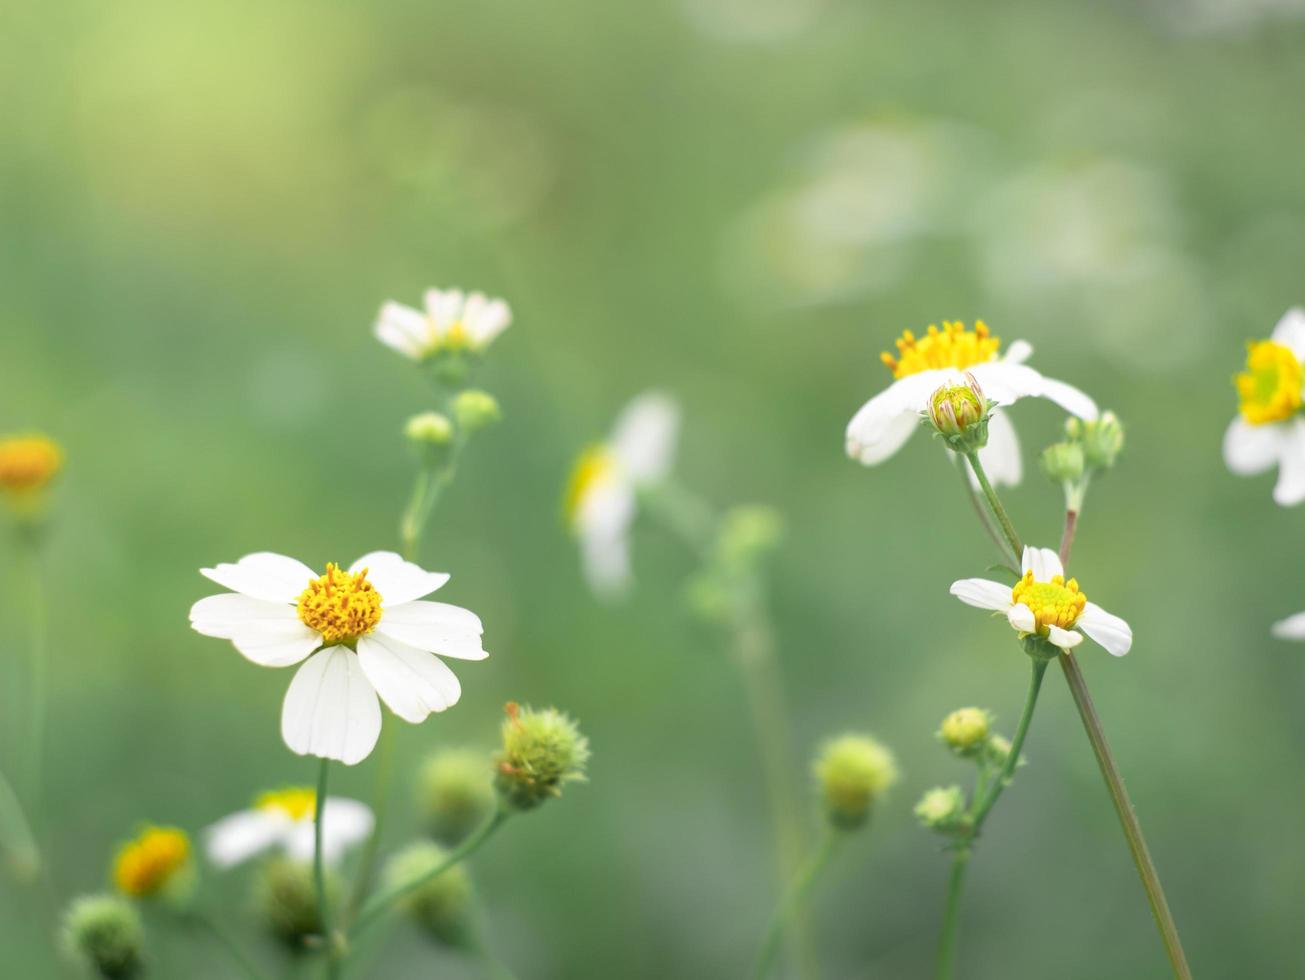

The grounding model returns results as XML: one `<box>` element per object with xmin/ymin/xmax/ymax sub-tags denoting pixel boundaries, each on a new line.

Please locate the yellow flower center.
<box><xmin>296</xmin><ymin>564</ymin><xmax>383</xmax><ymax>645</ymax></box>
<box><xmin>0</xmin><ymin>435</ymin><xmax>63</xmax><ymax>493</ymax></box>
<box><xmin>1010</xmin><ymin>571</ymin><xmax>1087</xmax><ymax>633</ymax></box>
<box><xmin>1236</xmin><ymin>340</ymin><xmax>1303</xmax><ymax>425</ymax></box>
<box><xmin>563</xmin><ymin>446</ymin><xmax>616</xmax><ymax>526</ymax></box>
<box><xmin>421</xmin><ymin>319</ymin><xmax>471</xmax><ymax>357</ymax></box>
<box><xmin>113</xmin><ymin>826</ymin><xmax>191</xmax><ymax>898</ymax></box>
<box><xmin>881</xmin><ymin>321</ymin><xmax>1001</xmax><ymax>379</ymax></box>
<box><xmin>255</xmin><ymin>787</ymin><xmax>317</xmax><ymax>821</ymax></box>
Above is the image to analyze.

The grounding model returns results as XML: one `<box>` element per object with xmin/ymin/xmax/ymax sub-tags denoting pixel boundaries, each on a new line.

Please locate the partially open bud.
<box><xmin>813</xmin><ymin>734</ymin><xmax>899</xmax><ymax>830</ymax></box>
<box><xmin>254</xmin><ymin>858</ymin><xmax>339</xmax><ymax>952</ymax></box>
<box><xmin>926</xmin><ymin>374</ymin><xmax>990</xmax><ymax>452</ymax></box>
<box><xmin>1080</xmin><ymin>411</ymin><xmax>1125</xmax><ymax>470</ymax></box>
<box><xmin>914</xmin><ymin>786</ymin><xmax>968</xmax><ymax>834</ymax></box>
<box><xmin>382</xmin><ymin>842</ymin><xmax>474</xmax><ymax>948</ymax></box>
<box><xmin>938</xmin><ymin>708</ymin><xmax>992</xmax><ymax>758</ymax></box>
<box><xmin>62</xmin><ymin>895</ymin><xmax>145</xmax><ymax>979</ymax></box>
<box><xmin>452</xmin><ymin>390</ymin><xmax>502</xmax><ymax>434</ymax></box>
<box><xmin>494</xmin><ymin>703</ymin><xmax>590</xmax><ymax>812</ymax></box>
<box><xmin>418</xmin><ymin>748</ymin><xmax>495</xmax><ymax>845</ymax></box>
<box><xmin>112</xmin><ymin>826</ymin><xmax>194</xmax><ymax>903</ymax></box>
<box><xmin>1040</xmin><ymin>441</ymin><xmax>1085</xmax><ymax>485</ymax></box>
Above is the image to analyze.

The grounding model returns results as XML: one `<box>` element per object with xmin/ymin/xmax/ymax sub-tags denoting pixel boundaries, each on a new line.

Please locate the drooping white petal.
<box><xmin>200</xmin><ymin>553</ymin><xmax>318</xmax><ymax>603</ymax></box>
<box><xmin>1223</xmin><ymin>417</ymin><xmax>1284</xmax><ymax>476</ymax></box>
<box><xmin>375</xmin><ymin>601</ymin><xmax>487</xmax><ymax>660</ymax></box>
<box><xmin>1273</xmin><ymin>418</ymin><xmax>1305</xmax><ymax>507</ymax></box>
<box><xmin>1008</xmin><ymin>603</ymin><xmax>1036</xmax><ymax>632</ymax></box>
<box><xmin>971</xmin><ymin>363</ymin><xmax>1098</xmax><ymax>420</ymax></box>
<box><xmin>1020</xmin><ymin>546</ymin><xmax>1064</xmax><ymax>581</ymax></box>
<box><xmin>281</xmin><ymin>648</ymin><xmax>382</xmax><ymax>766</ymax></box>
<box><xmin>845</xmin><ymin>372</ymin><xmax>941</xmax><ymax>465</ymax></box>
<box><xmin>975</xmin><ymin>408</ymin><xmax>1022</xmax><ymax>487</ymax></box>
<box><xmin>610</xmin><ymin>393</ymin><xmax>680</xmax><ymax>485</ymax></box>
<box><xmin>848</xmin><ymin>409</ymin><xmax>919</xmax><ymax>465</ymax></box>
<box><xmin>1047</xmin><ymin>625</ymin><xmax>1083</xmax><ymax>651</ymax></box>
<box><xmin>349</xmin><ymin>552</ymin><xmax>450</xmax><ymax>605</ymax></box>
<box><xmin>1003</xmin><ymin>339</ymin><xmax>1034</xmax><ymax>365</ymax></box>
<box><xmin>1270</xmin><ymin>307</ymin><xmax>1305</xmax><ymax>361</ymax></box>
<box><xmin>204</xmin><ymin>810</ymin><xmax>290</xmax><ymax>869</ymax></box>
<box><xmin>461</xmin><ymin>293</ymin><xmax>512</xmax><ymax>347</ymax></box>
<box><xmin>189</xmin><ymin>594</ymin><xmax>299</xmax><ymax>639</ymax></box>
<box><xmin>284</xmin><ymin>798</ymin><xmax>375</xmax><ymax>864</ymax></box>
<box><xmin>1270</xmin><ymin>612</ymin><xmax>1305</xmax><ymax>640</ymax></box>
<box><xmin>575</xmin><ymin>482</ymin><xmax>636</xmax><ymax>598</ymax></box>
<box><xmin>1077</xmin><ymin>602</ymin><xmax>1133</xmax><ymax>656</ymax></box>
<box><xmin>356</xmin><ymin>634</ymin><xmax>461</xmax><ymax>723</ymax></box>
<box><xmin>374</xmin><ymin>302</ymin><xmax>429</xmax><ymax>359</ymax></box>
<box><xmin>950</xmin><ymin>578</ymin><xmax>1014</xmax><ymax>612</ymax></box>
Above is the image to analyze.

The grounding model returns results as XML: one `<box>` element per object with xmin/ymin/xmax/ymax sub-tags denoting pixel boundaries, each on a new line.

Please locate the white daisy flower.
<box><xmin>205</xmin><ymin>787</ymin><xmax>373</xmax><ymax>869</ymax></box>
<box><xmin>565</xmin><ymin>393</ymin><xmax>680</xmax><ymax>597</ymax></box>
<box><xmin>190</xmin><ymin>551</ymin><xmax>488</xmax><ymax>765</ymax></box>
<box><xmin>1222</xmin><ymin>308</ymin><xmax>1305</xmax><ymax>506</ymax></box>
<box><xmin>1271</xmin><ymin>611</ymin><xmax>1305</xmax><ymax>642</ymax></box>
<box><xmin>845</xmin><ymin>321</ymin><xmax>1098</xmax><ymax>485</ymax></box>
<box><xmin>950</xmin><ymin>546</ymin><xmax>1132</xmax><ymax>657</ymax></box>
<box><xmin>375</xmin><ymin>288</ymin><xmax>512</xmax><ymax>361</ymax></box>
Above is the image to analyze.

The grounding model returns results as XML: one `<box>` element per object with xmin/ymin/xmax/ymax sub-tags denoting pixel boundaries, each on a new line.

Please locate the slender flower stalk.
<box><xmin>188</xmin><ymin>910</ymin><xmax>273</xmax><ymax>980</ymax></box>
<box><xmin>962</xmin><ymin>451</ymin><xmax>1023</xmax><ymax>557</ymax></box>
<box><xmin>752</xmin><ymin>832</ymin><xmax>839</xmax><ymax>980</ymax></box>
<box><xmin>314</xmin><ymin>759</ymin><xmax>340</xmax><ymax>980</ymax></box>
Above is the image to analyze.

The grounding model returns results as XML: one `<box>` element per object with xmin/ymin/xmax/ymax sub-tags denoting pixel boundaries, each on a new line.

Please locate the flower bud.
<box><xmin>405</xmin><ymin>411</ymin><xmax>454</xmax><ymax>447</ymax></box>
<box><xmin>452</xmin><ymin>389</ymin><xmax>502</xmax><ymax>434</ymax></box>
<box><xmin>926</xmin><ymin>374</ymin><xmax>990</xmax><ymax>452</ymax></box>
<box><xmin>914</xmin><ymin>786</ymin><xmax>968</xmax><ymax>834</ymax></box>
<box><xmin>112</xmin><ymin>826</ymin><xmax>193</xmax><ymax>902</ymax></box>
<box><xmin>716</xmin><ymin>505</ymin><xmax>784</xmax><ymax>569</ymax></box>
<box><xmin>985</xmin><ymin>734</ymin><xmax>1024</xmax><ymax>770</ymax></box>
<box><xmin>813</xmin><ymin>734</ymin><xmax>899</xmax><ymax>830</ymax></box>
<box><xmin>1081</xmin><ymin>411</ymin><xmax>1125</xmax><ymax>470</ymax></box>
<box><xmin>938</xmin><ymin>708</ymin><xmax>992</xmax><ymax>757</ymax></box>
<box><xmin>254</xmin><ymin>858</ymin><xmax>339</xmax><ymax>952</ymax></box>
<box><xmin>62</xmin><ymin>895</ymin><xmax>145</xmax><ymax>980</ymax></box>
<box><xmin>494</xmin><ymin>703</ymin><xmax>590</xmax><ymax>812</ymax></box>
<box><xmin>417</xmin><ymin>748</ymin><xmax>495</xmax><ymax>845</ymax></box>
<box><xmin>381</xmin><ymin>842</ymin><xmax>474</xmax><ymax>948</ymax></box>
<box><xmin>1040</xmin><ymin>442</ymin><xmax>1085</xmax><ymax>485</ymax></box>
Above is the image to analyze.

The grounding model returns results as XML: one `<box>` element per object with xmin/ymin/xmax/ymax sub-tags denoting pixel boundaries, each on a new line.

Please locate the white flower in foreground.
<box><xmin>205</xmin><ymin>788</ymin><xmax>373</xmax><ymax>869</ymax></box>
<box><xmin>1271</xmin><ymin>611</ymin><xmax>1305</xmax><ymax>642</ymax></box>
<box><xmin>375</xmin><ymin>288</ymin><xmax>512</xmax><ymax>361</ymax></box>
<box><xmin>565</xmin><ymin>392</ymin><xmax>680</xmax><ymax>597</ymax></box>
<box><xmin>1223</xmin><ymin>308</ymin><xmax>1305</xmax><ymax>506</ymax></box>
<box><xmin>950</xmin><ymin>546</ymin><xmax>1132</xmax><ymax>657</ymax></box>
<box><xmin>190</xmin><ymin>551</ymin><xmax>488</xmax><ymax>765</ymax></box>
<box><xmin>845</xmin><ymin>321</ymin><xmax>1098</xmax><ymax>485</ymax></box>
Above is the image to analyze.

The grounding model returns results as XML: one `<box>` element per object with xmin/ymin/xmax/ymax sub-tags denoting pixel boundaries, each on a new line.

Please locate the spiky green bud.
<box><xmin>253</xmin><ymin>858</ymin><xmax>339</xmax><ymax>953</ymax></box>
<box><xmin>417</xmin><ymin>748</ymin><xmax>495</xmax><ymax>846</ymax></box>
<box><xmin>813</xmin><ymin>734</ymin><xmax>899</xmax><ymax>830</ymax></box>
<box><xmin>405</xmin><ymin>411</ymin><xmax>454</xmax><ymax>446</ymax></box>
<box><xmin>938</xmin><ymin>708</ymin><xmax>992</xmax><ymax>757</ymax></box>
<box><xmin>1040</xmin><ymin>442</ymin><xmax>1085</xmax><ymax>485</ymax></box>
<box><xmin>494</xmin><ymin>703</ymin><xmax>590</xmax><ymax>812</ymax></box>
<box><xmin>914</xmin><ymin>786</ymin><xmax>968</xmax><ymax>833</ymax></box>
<box><xmin>62</xmin><ymin>895</ymin><xmax>144</xmax><ymax>979</ymax></box>
<box><xmin>382</xmin><ymin>842</ymin><xmax>474</xmax><ymax>947</ymax></box>
<box><xmin>452</xmin><ymin>390</ymin><xmax>502</xmax><ymax>434</ymax></box>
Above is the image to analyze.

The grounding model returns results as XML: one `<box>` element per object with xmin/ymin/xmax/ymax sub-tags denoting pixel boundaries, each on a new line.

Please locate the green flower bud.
<box><xmin>253</xmin><ymin>858</ymin><xmax>339</xmax><ymax>953</ymax></box>
<box><xmin>716</xmin><ymin>505</ymin><xmax>785</xmax><ymax>569</ymax></box>
<box><xmin>62</xmin><ymin>894</ymin><xmax>144</xmax><ymax>980</ymax></box>
<box><xmin>1081</xmin><ymin>411</ymin><xmax>1125</xmax><ymax>470</ymax></box>
<box><xmin>1040</xmin><ymin>442</ymin><xmax>1085</xmax><ymax>485</ymax></box>
<box><xmin>938</xmin><ymin>708</ymin><xmax>992</xmax><ymax>757</ymax></box>
<box><xmin>984</xmin><ymin>734</ymin><xmax>1024</xmax><ymax>770</ymax></box>
<box><xmin>381</xmin><ymin>842</ymin><xmax>474</xmax><ymax>948</ymax></box>
<box><xmin>405</xmin><ymin>411</ymin><xmax>454</xmax><ymax>447</ymax></box>
<box><xmin>417</xmin><ymin>748</ymin><xmax>495</xmax><ymax>846</ymax></box>
<box><xmin>926</xmin><ymin>374</ymin><xmax>990</xmax><ymax>452</ymax></box>
<box><xmin>452</xmin><ymin>390</ymin><xmax>502</xmax><ymax>434</ymax></box>
<box><xmin>494</xmin><ymin>703</ymin><xmax>590</xmax><ymax>812</ymax></box>
<box><xmin>813</xmin><ymin>734</ymin><xmax>899</xmax><ymax>830</ymax></box>
<box><xmin>914</xmin><ymin>786</ymin><xmax>967</xmax><ymax>834</ymax></box>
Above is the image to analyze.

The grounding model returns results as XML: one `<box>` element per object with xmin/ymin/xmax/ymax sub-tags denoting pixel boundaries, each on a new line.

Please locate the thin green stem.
<box><xmin>753</xmin><ymin>832</ymin><xmax>840</xmax><ymax>980</ymax></box>
<box><xmin>189</xmin><ymin>911</ymin><xmax>273</xmax><ymax>980</ymax></box>
<box><xmin>313</xmin><ymin>759</ymin><xmax>339</xmax><ymax>980</ymax></box>
<box><xmin>352</xmin><ymin>807</ymin><xmax>510</xmax><ymax>938</ymax></box>
<box><xmin>0</xmin><ymin>764</ymin><xmax>39</xmax><ymax>881</ymax></box>
<box><xmin>953</xmin><ymin>454</ymin><xmax>1015</xmax><ymax>567</ymax></box>
<box><xmin>935</xmin><ymin>849</ymin><xmax>969</xmax><ymax>980</ymax></box>
<box><xmin>18</xmin><ymin>532</ymin><xmax>48</xmax><ymax>832</ymax></box>
<box><xmin>1058</xmin><ymin>509</ymin><xmax>1079</xmax><ymax>569</ymax></box>
<box><xmin>970</xmin><ymin>659</ymin><xmax>1047</xmax><ymax>828</ymax></box>
<box><xmin>963</xmin><ymin>452</ymin><xmax>1023</xmax><ymax>558</ymax></box>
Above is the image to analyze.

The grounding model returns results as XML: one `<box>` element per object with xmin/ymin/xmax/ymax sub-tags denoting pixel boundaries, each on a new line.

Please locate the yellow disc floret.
<box><xmin>297</xmin><ymin>564</ymin><xmax>383</xmax><ymax>645</ymax></box>
<box><xmin>113</xmin><ymin>826</ymin><xmax>191</xmax><ymax>898</ymax></box>
<box><xmin>881</xmin><ymin>321</ymin><xmax>1001</xmax><ymax>379</ymax></box>
<box><xmin>562</xmin><ymin>445</ymin><xmax>616</xmax><ymax>527</ymax></box>
<box><xmin>0</xmin><ymin>434</ymin><xmax>63</xmax><ymax>493</ymax></box>
<box><xmin>256</xmin><ymin>787</ymin><xmax>316</xmax><ymax>822</ymax></box>
<box><xmin>1237</xmin><ymin>340</ymin><xmax>1303</xmax><ymax>425</ymax></box>
<box><xmin>1011</xmin><ymin>572</ymin><xmax>1087</xmax><ymax>633</ymax></box>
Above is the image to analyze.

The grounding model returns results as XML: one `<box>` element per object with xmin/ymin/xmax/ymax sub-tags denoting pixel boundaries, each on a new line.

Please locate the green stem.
<box><xmin>1058</xmin><ymin>508</ymin><xmax>1079</xmax><ymax>569</ymax></box>
<box><xmin>0</xmin><ymin>764</ymin><xmax>39</xmax><ymax>881</ymax></box>
<box><xmin>970</xmin><ymin>658</ymin><xmax>1047</xmax><ymax>828</ymax></box>
<box><xmin>953</xmin><ymin>454</ymin><xmax>1015</xmax><ymax>568</ymax></box>
<box><xmin>313</xmin><ymin>759</ymin><xmax>340</xmax><ymax>980</ymax></box>
<box><xmin>189</xmin><ymin>911</ymin><xmax>273</xmax><ymax>980</ymax></box>
<box><xmin>753</xmin><ymin>832</ymin><xmax>840</xmax><ymax>980</ymax></box>
<box><xmin>963</xmin><ymin>452</ymin><xmax>1023</xmax><ymax>558</ymax></box>
<box><xmin>18</xmin><ymin>532</ymin><xmax>48</xmax><ymax>832</ymax></box>
<box><xmin>352</xmin><ymin>807</ymin><xmax>510</xmax><ymax>938</ymax></box>
<box><xmin>935</xmin><ymin>849</ymin><xmax>969</xmax><ymax>980</ymax></box>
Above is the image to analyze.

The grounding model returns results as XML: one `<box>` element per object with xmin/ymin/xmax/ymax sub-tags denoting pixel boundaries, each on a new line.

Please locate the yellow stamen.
<box><xmin>1236</xmin><ymin>340</ymin><xmax>1303</xmax><ymax>425</ymax></box>
<box><xmin>1011</xmin><ymin>571</ymin><xmax>1087</xmax><ymax>633</ymax></box>
<box><xmin>880</xmin><ymin>321</ymin><xmax>1001</xmax><ymax>379</ymax></box>
<box><xmin>562</xmin><ymin>445</ymin><xmax>616</xmax><ymax>527</ymax></box>
<box><xmin>255</xmin><ymin>787</ymin><xmax>317</xmax><ymax>822</ymax></box>
<box><xmin>296</xmin><ymin>564</ymin><xmax>383</xmax><ymax>645</ymax></box>
<box><xmin>0</xmin><ymin>434</ymin><xmax>62</xmax><ymax>493</ymax></box>
<box><xmin>113</xmin><ymin>826</ymin><xmax>191</xmax><ymax>898</ymax></box>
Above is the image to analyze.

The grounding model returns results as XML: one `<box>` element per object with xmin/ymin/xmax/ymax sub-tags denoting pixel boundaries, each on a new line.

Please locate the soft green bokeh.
<box><xmin>4</xmin><ymin>0</ymin><xmax>1305</xmax><ymax>976</ymax></box>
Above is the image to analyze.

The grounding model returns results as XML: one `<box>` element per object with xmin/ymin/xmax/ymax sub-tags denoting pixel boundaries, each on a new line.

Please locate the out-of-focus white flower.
<box><xmin>190</xmin><ymin>551</ymin><xmax>488</xmax><ymax>765</ymax></box>
<box><xmin>205</xmin><ymin>788</ymin><xmax>373</xmax><ymax>868</ymax></box>
<box><xmin>845</xmin><ymin>321</ymin><xmax>1097</xmax><ymax>484</ymax></box>
<box><xmin>375</xmin><ymin>288</ymin><xmax>511</xmax><ymax>361</ymax></box>
<box><xmin>950</xmin><ymin>546</ymin><xmax>1132</xmax><ymax>657</ymax></box>
<box><xmin>1223</xmin><ymin>309</ymin><xmax>1305</xmax><ymax>506</ymax></box>
<box><xmin>565</xmin><ymin>393</ymin><xmax>679</xmax><ymax>597</ymax></box>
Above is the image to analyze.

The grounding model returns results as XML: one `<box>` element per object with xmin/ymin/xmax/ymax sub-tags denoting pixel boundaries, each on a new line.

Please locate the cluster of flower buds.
<box><xmin>812</xmin><ymin>734</ymin><xmax>899</xmax><ymax>831</ymax></box>
<box><xmin>1042</xmin><ymin>411</ymin><xmax>1125</xmax><ymax>509</ymax></box>
<box><xmin>917</xmin><ymin>706</ymin><xmax>1024</xmax><ymax>840</ymax></box>
<box><xmin>925</xmin><ymin>374</ymin><xmax>992</xmax><ymax>454</ymax></box>
<box><xmin>686</xmin><ymin>504</ymin><xmax>785</xmax><ymax>624</ymax></box>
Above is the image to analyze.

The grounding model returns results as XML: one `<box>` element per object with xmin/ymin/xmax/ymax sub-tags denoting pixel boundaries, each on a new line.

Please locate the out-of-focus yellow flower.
<box><xmin>113</xmin><ymin>826</ymin><xmax>192</xmax><ymax>898</ymax></box>
<box><xmin>0</xmin><ymin>434</ymin><xmax>62</xmax><ymax>495</ymax></box>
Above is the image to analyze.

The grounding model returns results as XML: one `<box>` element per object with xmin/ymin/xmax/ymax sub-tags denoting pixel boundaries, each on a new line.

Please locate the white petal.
<box><xmin>1273</xmin><ymin>419</ymin><xmax>1305</xmax><ymax>507</ymax></box>
<box><xmin>1270</xmin><ymin>308</ymin><xmax>1305</xmax><ymax>361</ymax></box>
<box><xmin>349</xmin><ymin>552</ymin><xmax>450</xmax><ymax>605</ymax></box>
<box><xmin>375</xmin><ymin>601</ymin><xmax>487</xmax><ymax>660</ymax></box>
<box><xmin>281</xmin><ymin>648</ymin><xmax>382</xmax><ymax>766</ymax></box>
<box><xmin>1271</xmin><ymin>612</ymin><xmax>1305</xmax><ymax>640</ymax></box>
<box><xmin>200</xmin><ymin>553</ymin><xmax>317</xmax><ymax>603</ymax></box>
<box><xmin>461</xmin><ymin>293</ymin><xmax>512</xmax><ymax>346</ymax></box>
<box><xmin>283</xmin><ymin>798</ymin><xmax>375</xmax><ymax>864</ymax></box>
<box><xmin>189</xmin><ymin>594</ymin><xmax>298</xmax><ymax>639</ymax></box>
<box><xmin>1077</xmin><ymin>602</ymin><xmax>1132</xmax><ymax>657</ymax></box>
<box><xmin>1003</xmin><ymin>339</ymin><xmax>1034</xmax><ymax>365</ymax></box>
<box><xmin>950</xmin><ymin>578</ymin><xmax>1014</xmax><ymax>612</ymax></box>
<box><xmin>971</xmin><ymin>363</ymin><xmax>1098</xmax><ymax>420</ymax></box>
<box><xmin>374</xmin><ymin>302</ymin><xmax>428</xmax><ymax>359</ymax></box>
<box><xmin>610</xmin><ymin>392</ymin><xmax>680</xmax><ymax>485</ymax></box>
<box><xmin>845</xmin><ymin>372</ymin><xmax>939</xmax><ymax>465</ymax></box>
<box><xmin>356</xmin><ymin>634</ymin><xmax>462</xmax><ymax>723</ymax></box>
<box><xmin>1047</xmin><ymin>625</ymin><xmax>1083</xmax><ymax>651</ymax></box>
<box><xmin>975</xmin><ymin>409</ymin><xmax>1022</xmax><ymax>488</ymax></box>
<box><xmin>424</xmin><ymin>288</ymin><xmax>465</xmax><ymax>333</ymax></box>
<box><xmin>1223</xmin><ymin>417</ymin><xmax>1283</xmax><ymax>476</ymax></box>
<box><xmin>1008</xmin><ymin>603</ymin><xmax>1036</xmax><ymax>632</ymax></box>
<box><xmin>204</xmin><ymin>810</ymin><xmax>289</xmax><ymax>869</ymax></box>
<box><xmin>581</xmin><ymin>525</ymin><xmax>632</xmax><ymax>599</ymax></box>
<box><xmin>1020</xmin><ymin>546</ymin><xmax>1064</xmax><ymax>581</ymax></box>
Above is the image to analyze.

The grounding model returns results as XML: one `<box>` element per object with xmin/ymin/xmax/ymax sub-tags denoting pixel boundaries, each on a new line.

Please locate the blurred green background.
<box><xmin>4</xmin><ymin>0</ymin><xmax>1305</xmax><ymax>976</ymax></box>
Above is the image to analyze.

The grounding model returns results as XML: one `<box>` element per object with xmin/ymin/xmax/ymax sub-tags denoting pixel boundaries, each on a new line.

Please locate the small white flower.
<box><xmin>845</xmin><ymin>321</ymin><xmax>1097</xmax><ymax>485</ymax></box>
<box><xmin>1223</xmin><ymin>308</ymin><xmax>1305</xmax><ymax>506</ymax></box>
<box><xmin>1271</xmin><ymin>611</ymin><xmax>1305</xmax><ymax>642</ymax></box>
<box><xmin>565</xmin><ymin>393</ymin><xmax>680</xmax><ymax>598</ymax></box>
<box><xmin>190</xmin><ymin>551</ymin><xmax>488</xmax><ymax>765</ymax></box>
<box><xmin>950</xmin><ymin>546</ymin><xmax>1132</xmax><ymax>657</ymax></box>
<box><xmin>375</xmin><ymin>288</ymin><xmax>512</xmax><ymax>361</ymax></box>
<box><xmin>205</xmin><ymin>788</ymin><xmax>373</xmax><ymax>869</ymax></box>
